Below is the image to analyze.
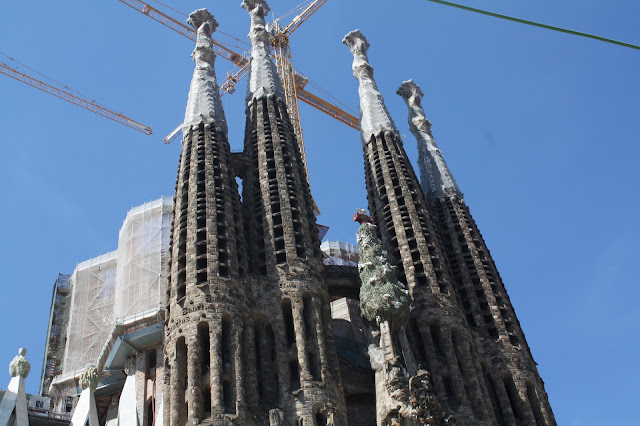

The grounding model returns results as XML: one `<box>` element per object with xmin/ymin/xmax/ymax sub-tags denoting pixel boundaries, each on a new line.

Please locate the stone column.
<box><xmin>233</xmin><ymin>323</ymin><xmax>245</xmax><ymax>413</ymax></box>
<box><xmin>0</xmin><ymin>349</ymin><xmax>31</xmax><ymax>426</ymax></box>
<box><xmin>210</xmin><ymin>323</ymin><xmax>223</xmax><ymax>413</ymax></box>
<box><xmin>312</xmin><ymin>299</ymin><xmax>330</xmax><ymax>380</ymax></box>
<box><xmin>291</xmin><ymin>302</ymin><xmax>312</xmax><ymax>381</ymax></box>
<box><xmin>120</xmin><ymin>358</ymin><xmax>139</xmax><ymax>426</ymax></box>
<box><xmin>71</xmin><ymin>363</ymin><xmax>100</xmax><ymax>426</ymax></box>
<box><xmin>187</xmin><ymin>339</ymin><xmax>203</xmax><ymax>424</ymax></box>
<box><xmin>243</xmin><ymin>321</ymin><xmax>259</xmax><ymax>412</ymax></box>
<box><xmin>162</xmin><ymin>353</ymin><xmax>171</xmax><ymax>426</ymax></box>
<box><xmin>135</xmin><ymin>351</ymin><xmax>147</xmax><ymax>426</ymax></box>
<box><xmin>169</xmin><ymin>352</ymin><xmax>185</xmax><ymax>426</ymax></box>
<box><xmin>154</xmin><ymin>348</ymin><xmax>165</xmax><ymax>426</ymax></box>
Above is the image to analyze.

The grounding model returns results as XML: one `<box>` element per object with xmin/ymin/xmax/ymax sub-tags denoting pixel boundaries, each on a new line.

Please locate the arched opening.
<box><xmin>174</xmin><ymin>337</ymin><xmax>187</xmax><ymax>425</ymax></box>
<box><xmin>221</xmin><ymin>318</ymin><xmax>236</xmax><ymax>414</ymax></box>
<box><xmin>504</xmin><ymin>374</ymin><xmax>524</xmax><ymax>423</ymax></box>
<box><xmin>482</xmin><ymin>363</ymin><xmax>505</xmax><ymax>425</ymax></box>
<box><xmin>198</xmin><ymin>322</ymin><xmax>211</xmax><ymax>416</ymax></box>
<box><xmin>303</xmin><ymin>295</ymin><xmax>322</xmax><ymax>381</ymax></box>
<box><xmin>527</xmin><ymin>382</ymin><xmax>545</xmax><ymax>426</ymax></box>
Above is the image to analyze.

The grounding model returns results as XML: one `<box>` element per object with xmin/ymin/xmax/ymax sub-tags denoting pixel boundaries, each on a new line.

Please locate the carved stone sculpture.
<box><xmin>9</xmin><ymin>348</ymin><xmax>30</xmax><ymax>378</ymax></box>
<box><xmin>355</xmin><ymin>211</ymin><xmax>452</xmax><ymax>425</ymax></box>
<box><xmin>79</xmin><ymin>364</ymin><xmax>99</xmax><ymax>392</ymax></box>
<box><xmin>356</xmin><ymin>215</ymin><xmax>409</xmax><ymax>327</ymax></box>
<box><xmin>268</xmin><ymin>408</ymin><xmax>285</xmax><ymax>426</ymax></box>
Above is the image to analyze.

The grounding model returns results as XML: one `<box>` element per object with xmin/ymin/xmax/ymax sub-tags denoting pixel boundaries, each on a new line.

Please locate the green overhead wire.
<box><xmin>425</xmin><ymin>0</ymin><xmax>640</xmax><ymax>51</ymax></box>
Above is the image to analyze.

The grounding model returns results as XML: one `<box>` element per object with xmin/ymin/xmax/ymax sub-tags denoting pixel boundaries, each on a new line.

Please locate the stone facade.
<box><xmin>397</xmin><ymin>80</ymin><xmax>554</xmax><ymax>425</ymax></box>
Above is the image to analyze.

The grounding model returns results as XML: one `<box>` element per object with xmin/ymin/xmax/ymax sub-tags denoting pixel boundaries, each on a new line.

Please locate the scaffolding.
<box><xmin>320</xmin><ymin>241</ymin><xmax>359</xmax><ymax>267</ymax></box>
<box><xmin>39</xmin><ymin>273</ymin><xmax>72</xmax><ymax>396</ymax></box>
<box><xmin>58</xmin><ymin>197</ymin><xmax>173</xmax><ymax>377</ymax></box>
<box><xmin>63</xmin><ymin>252</ymin><xmax>118</xmax><ymax>374</ymax></box>
<box><xmin>114</xmin><ymin>197</ymin><xmax>172</xmax><ymax>319</ymax></box>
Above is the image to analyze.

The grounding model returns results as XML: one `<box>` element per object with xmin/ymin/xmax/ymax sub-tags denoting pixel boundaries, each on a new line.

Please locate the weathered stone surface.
<box><xmin>164</xmin><ymin>4</ymin><xmax>345</xmax><ymax>424</ymax></box>
<box><xmin>345</xmin><ymin>30</ymin><xmax>556</xmax><ymax>425</ymax></box>
<box><xmin>400</xmin><ymin>80</ymin><xmax>557</xmax><ymax>424</ymax></box>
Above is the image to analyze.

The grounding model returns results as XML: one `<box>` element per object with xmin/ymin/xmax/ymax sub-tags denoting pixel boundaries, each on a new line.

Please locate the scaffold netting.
<box><xmin>61</xmin><ymin>197</ymin><xmax>172</xmax><ymax>375</ymax></box>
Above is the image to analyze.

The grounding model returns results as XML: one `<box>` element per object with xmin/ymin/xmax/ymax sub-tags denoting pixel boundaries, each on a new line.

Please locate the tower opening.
<box><xmin>504</xmin><ymin>374</ymin><xmax>523</xmax><ymax>422</ymax></box>
<box><xmin>221</xmin><ymin>318</ymin><xmax>236</xmax><ymax>414</ymax></box>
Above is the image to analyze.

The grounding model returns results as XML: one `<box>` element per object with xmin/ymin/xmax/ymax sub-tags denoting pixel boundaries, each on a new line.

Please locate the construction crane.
<box><xmin>117</xmin><ymin>0</ymin><xmax>360</xmax><ymax>155</ymax></box>
<box><xmin>270</xmin><ymin>0</ymin><xmax>326</xmax><ymax>171</ymax></box>
<box><xmin>1</xmin><ymin>61</ymin><xmax>152</xmax><ymax>135</ymax></box>
<box><xmin>118</xmin><ymin>0</ymin><xmax>251</xmax><ymax>96</ymax></box>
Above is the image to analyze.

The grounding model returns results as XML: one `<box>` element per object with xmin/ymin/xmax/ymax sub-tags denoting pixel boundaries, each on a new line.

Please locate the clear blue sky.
<box><xmin>1</xmin><ymin>1</ymin><xmax>639</xmax><ymax>423</ymax></box>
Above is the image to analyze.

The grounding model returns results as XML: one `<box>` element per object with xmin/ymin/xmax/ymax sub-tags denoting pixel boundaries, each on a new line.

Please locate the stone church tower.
<box><xmin>164</xmin><ymin>3</ymin><xmax>345</xmax><ymax>425</ymax></box>
<box><xmin>397</xmin><ymin>80</ymin><xmax>555</xmax><ymax>425</ymax></box>
<box><xmin>164</xmin><ymin>8</ymin><xmax>251</xmax><ymax>425</ymax></box>
<box><xmin>344</xmin><ymin>30</ymin><xmax>555</xmax><ymax>425</ymax></box>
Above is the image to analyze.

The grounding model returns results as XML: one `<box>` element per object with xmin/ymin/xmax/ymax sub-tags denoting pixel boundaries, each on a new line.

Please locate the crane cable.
<box><xmin>424</xmin><ymin>0</ymin><xmax>640</xmax><ymax>51</ymax></box>
<box><xmin>0</xmin><ymin>51</ymin><xmax>104</xmax><ymax>105</ymax></box>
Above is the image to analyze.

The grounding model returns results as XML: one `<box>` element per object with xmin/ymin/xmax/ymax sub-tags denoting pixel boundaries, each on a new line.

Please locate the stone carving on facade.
<box><xmin>124</xmin><ymin>357</ymin><xmax>136</xmax><ymax>376</ymax></box>
<box><xmin>79</xmin><ymin>364</ymin><xmax>99</xmax><ymax>392</ymax></box>
<box><xmin>183</xmin><ymin>8</ymin><xmax>228</xmax><ymax>134</ymax></box>
<box><xmin>396</xmin><ymin>79</ymin><xmax>460</xmax><ymax>200</ymax></box>
<box><xmin>343</xmin><ymin>30</ymin><xmax>397</xmax><ymax>142</ymax></box>
<box><xmin>317</xmin><ymin>401</ymin><xmax>337</xmax><ymax>425</ymax></box>
<box><xmin>268</xmin><ymin>408</ymin><xmax>285</xmax><ymax>426</ymax></box>
<box><xmin>9</xmin><ymin>348</ymin><xmax>30</xmax><ymax>378</ymax></box>
<box><xmin>355</xmin><ymin>211</ymin><xmax>451</xmax><ymax>425</ymax></box>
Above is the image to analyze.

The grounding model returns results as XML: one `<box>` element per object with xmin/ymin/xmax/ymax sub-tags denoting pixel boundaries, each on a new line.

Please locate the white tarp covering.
<box><xmin>61</xmin><ymin>197</ymin><xmax>172</xmax><ymax>375</ymax></box>
<box><xmin>114</xmin><ymin>197</ymin><xmax>172</xmax><ymax>319</ymax></box>
<box><xmin>321</xmin><ymin>241</ymin><xmax>359</xmax><ymax>267</ymax></box>
<box><xmin>63</xmin><ymin>253</ymin><xmax>117</xmax><ymax>373</ymax></box>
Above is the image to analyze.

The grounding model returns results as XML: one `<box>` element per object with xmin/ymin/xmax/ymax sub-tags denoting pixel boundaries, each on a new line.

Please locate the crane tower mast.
<box><xmin>271</xmin><ymin>0</ymin><xmax>328</xmax><ymax>175</ymax></box>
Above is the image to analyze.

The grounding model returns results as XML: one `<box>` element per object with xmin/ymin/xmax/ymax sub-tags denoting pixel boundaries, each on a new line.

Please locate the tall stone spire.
<box><xmin>242</xmin><ymin>0</ymin><xmax>284</xmax><ymax>102</ymax></box>
<box><xmin>343</xmin><ymin>30</ymin><xmax>397</xmax><ymax>142</ymax></box>
<box><xmin>237</xmin><ymin>1</ymin><xmax>346</xmax><ymax>423</ymax></box>
<box><xmin>397</xmin><ymin>82</ymin><xmax>557</xmax><ymax>423</ymax></box>
<box><xmin>397</xmin><ymin>80</ymin><xmax>461</xmax><ymax>200</ymax></box>
<box><xmin>344</xmin><ymin>30</ymin><xmax>497</xmax><ymax>423</ymax></box>
<box><xmin>183</xmin><ymin>9</ymin><xmax>227</xmax><ymax>134</ymax></box>
<box><xmin>165</xmin><ymin>8</ymin><xmax>250</xmax><ymax>425</ymax></box>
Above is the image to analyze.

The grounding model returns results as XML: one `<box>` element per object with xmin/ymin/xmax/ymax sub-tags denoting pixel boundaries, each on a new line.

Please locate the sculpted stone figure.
<box><xmin>268</xmin><ymin>408</ymin><xmax>285</xmax><ymax>426</ymax></box>
<box><xmin>355</xmin><ymin>213</ymin><xmax>409</xmax><ymax>327</ymax></box>
<box><xmin>355</xmin><ymin>212</ymin><xmax>453</xmax><ymax>425</ymax></box>
<box><xmin>9</xmin><ymin>348</ymin><xmax>30</xmax><ymax>378</ymax></box>
<box><xmin>79</xmin><ymin>364</ymin><xmax>99</xmax><ymax>392</ymax></box>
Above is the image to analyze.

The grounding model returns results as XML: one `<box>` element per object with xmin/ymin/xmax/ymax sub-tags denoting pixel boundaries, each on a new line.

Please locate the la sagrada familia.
<box><xmin>5</xmin><ymin>1</ymin><xmax>555</xmax><ymax>425</ymax></box>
